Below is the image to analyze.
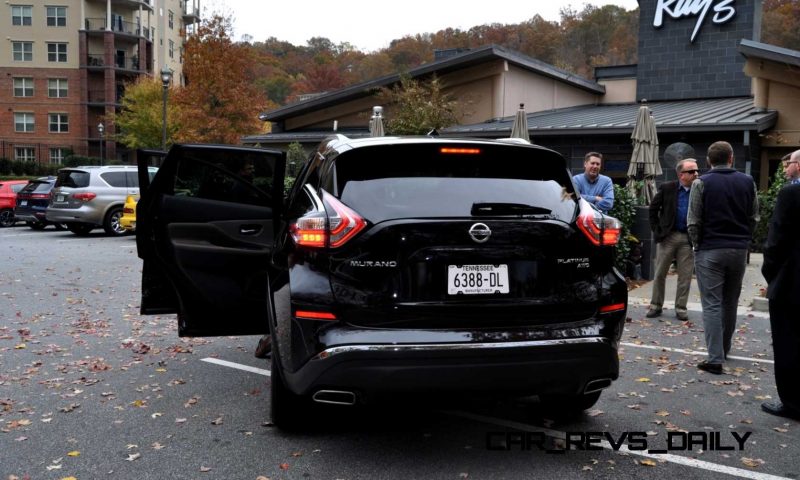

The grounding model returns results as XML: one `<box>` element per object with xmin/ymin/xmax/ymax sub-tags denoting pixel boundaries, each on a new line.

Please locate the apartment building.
<box><xmin>0</xmin><ymin>0</ymin><xmax>200</xmax><ymax>164</ymax></box>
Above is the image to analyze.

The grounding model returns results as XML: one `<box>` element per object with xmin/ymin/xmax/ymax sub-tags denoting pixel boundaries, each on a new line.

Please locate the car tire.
<box><xmin>66</xmin><ymin>223</ymin><xmax>94</xmax><ymax>236</ymax></box>
<box><xmin>27</xmin><ymin>221</ymin><xmax>47</xmax><ymax>231</ymax></box>
<box><xmin>539</xmin><ymin>391</ymin><xmax>602</xmax><ymax>417</ymax></box>
<box><xmin>103</xmin><ymin>207</ymin><xmax>127</xmax><ymax>236</ymax></box>
<box><xmin>0</xmin><ymin>209</ymin><xmax>14</xmax><ymax>227</ymax></box>
<box><xmin>270</xmin><ymin>353</ymin><xmax>311</xmax><ymax>431</ymax></box>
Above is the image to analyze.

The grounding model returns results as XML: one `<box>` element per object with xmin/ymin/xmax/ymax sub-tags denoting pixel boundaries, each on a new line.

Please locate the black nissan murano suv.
<box><xmin>136</xmin><ymin>136</ymin><xmax>628</xmax><ymax>430</ymax></box>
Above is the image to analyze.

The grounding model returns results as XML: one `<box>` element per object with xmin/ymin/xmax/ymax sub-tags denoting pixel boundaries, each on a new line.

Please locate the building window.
<box><xmin>14</xmin><ymin>112</ymin><xmax>34</xmax><ymax>132</ymax></box>
<box><xmin>168</xmin><ymin>10</ymin><xmax>174</xmax><ymax>29</ymax></box>
<box><xmin>46</xmin><ymin>6</ymin><xmax>67</xmax><ymax>27</ymax></box>
<box><xmin>12</xmin><ymin>41</ymin><xmax>33</xmax><ymax>61</ymax></box>
<box><xmin>47</xmin><ymin>42</ymin><xmax>67</xmax><ymax>62</ymax></box>
<box><xmin>50</xmin><ymin>147</ymin><xmax>66</xmax><ymax>164</ymax></box>
<box><xmin>169</xmin><ymin>39</ymin><xmax>174</xmax><ymax>59</ymax></box>
<box><xmin>15</xmin><ymin>147</ymin><xmax>36</xmax><ymax>162</ymax></box>
<box><xmin>49</xmin><ymin>113</ymin><xmax>69</xmax><ymax>133</ymax></box>
<box><xmin>13</xmin><ymin>77</ymin><xmax>34</xmax><ymax>97</ymax></box>
<box><xmin>11</xmin><ymin>5</ymin><xmax>33</xmax><ymax>26</ymax></box>
<box><xmin>48</xmin><ymin>78</ymin><xmax>68</xmax><ymax>98</ymax></box>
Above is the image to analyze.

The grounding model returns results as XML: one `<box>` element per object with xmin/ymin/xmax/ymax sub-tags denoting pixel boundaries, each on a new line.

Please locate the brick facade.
<box><xmin>636</xmin><ymin>0</ymin><xmax>762</xmax><ymax>101</ymax></box>
<box><xmin>0</xmin><ymin>67</ymin><xmax>87</xmax><ymax>161</ymax></box>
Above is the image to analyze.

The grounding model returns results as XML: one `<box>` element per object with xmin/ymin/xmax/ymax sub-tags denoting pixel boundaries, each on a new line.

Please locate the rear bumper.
<box><xmin>282</xmin><ymin>336</ymin><xmax>619</xmax><ymax>400</ymax></box>
<box><xmin>46</xmin><ymin>206</ymin><xmax>103</xmax><ymax>225</ymax></box>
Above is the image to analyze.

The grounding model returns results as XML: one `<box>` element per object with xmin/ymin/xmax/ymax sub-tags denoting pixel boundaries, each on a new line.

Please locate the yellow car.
<box><xmin>120</xmin><ymin>194</ymin><xmax>138</xmax><ymax>232</ymax></box>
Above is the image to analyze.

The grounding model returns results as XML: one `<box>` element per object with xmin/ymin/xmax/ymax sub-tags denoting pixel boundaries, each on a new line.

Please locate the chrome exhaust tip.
<box><xmin>312</xmin><ymin>389</ymin><xmax>357</xmax><ymax>406</ymax></box>
<box><xmin>584</xmin><ymin>378</ymin><xmax>612</xmax><ymax>394</ymax></box>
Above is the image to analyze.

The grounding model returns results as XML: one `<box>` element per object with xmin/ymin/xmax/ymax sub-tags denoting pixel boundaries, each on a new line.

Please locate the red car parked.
<box><xmin>0</xmin><ymin>180</ymin><xmax>29</xmax><ymax>227</ymax></box>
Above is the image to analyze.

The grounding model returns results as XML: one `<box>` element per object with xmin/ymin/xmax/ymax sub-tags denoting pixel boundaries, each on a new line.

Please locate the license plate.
<box><xmin>447</xmin><ymin>264</ymin><xmax>509</xmax><ymax>295</ymax></box>
<box><xmin>57</xmin><ymin>195</ymin><xmax>65</xmax><ymax>202</ymax></box>
<box><xmin>19</xmin><ymin>200</ymin><xmax>27</xmax><ymax>206</ymax></box>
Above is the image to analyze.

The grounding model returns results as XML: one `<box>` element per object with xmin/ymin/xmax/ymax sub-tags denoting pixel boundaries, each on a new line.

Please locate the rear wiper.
<box><xmin>471</xmin><ymin>202</ymin><xmax>553</xmax><ymax>217</ymax></box>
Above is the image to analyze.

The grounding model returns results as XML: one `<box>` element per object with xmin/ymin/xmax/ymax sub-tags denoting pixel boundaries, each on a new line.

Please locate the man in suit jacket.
<box><xmin>761</xmin><ymin>182</ymin><xmax>800</xmax><ymax>420</ymax></box>
<box><xmin>646</xmin><ymin>159</ymin><xmax>699</xmax><ymax>321</ymax></box>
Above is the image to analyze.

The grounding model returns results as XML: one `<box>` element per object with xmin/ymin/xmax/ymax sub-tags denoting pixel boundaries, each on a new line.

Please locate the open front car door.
<box><xmin>136</xmin><ymin>144</ymin><xmax>286</xmax><ymax>336</ymax></box>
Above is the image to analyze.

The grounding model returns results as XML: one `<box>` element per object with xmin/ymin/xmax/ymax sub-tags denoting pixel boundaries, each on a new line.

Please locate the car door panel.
<box><xmin>137</xmin><ymin>144</ymin><xmax>285</xmax><ymax>337</ymax></box>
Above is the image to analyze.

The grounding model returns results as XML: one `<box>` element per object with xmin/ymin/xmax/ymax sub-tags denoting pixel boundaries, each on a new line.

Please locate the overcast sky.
<box><xmin>204</xmin><ymin>0</ymin><xmax>639</xmax><ymax>52</ymax></box>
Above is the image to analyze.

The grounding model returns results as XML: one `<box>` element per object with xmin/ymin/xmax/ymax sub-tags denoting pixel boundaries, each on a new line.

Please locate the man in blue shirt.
<box><xmin>573</xmin><ymin>152</ymin><xmax>614</xmax><ymax>213</ymax></box>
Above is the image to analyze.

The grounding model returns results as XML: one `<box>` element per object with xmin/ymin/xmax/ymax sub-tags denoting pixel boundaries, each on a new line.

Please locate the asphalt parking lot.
<box><xmin>1</xmin><ymin>226</ymin><xmax>797</xmax><ymax>480</ymax></box>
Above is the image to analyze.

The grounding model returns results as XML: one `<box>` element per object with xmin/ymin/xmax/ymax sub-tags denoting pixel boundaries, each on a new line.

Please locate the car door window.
<box><xmin>173</xmin><ymin>153</ymin><xmax>273</xmax><ymax>207</ymax></box>
<box><xmin>101</xmin><ymin>171</ymin><xmax>128</xmax><ymax>187</ymax></box>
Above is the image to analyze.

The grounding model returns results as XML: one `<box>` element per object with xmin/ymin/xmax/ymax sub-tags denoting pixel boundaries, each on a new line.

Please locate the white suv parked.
<box><xmin>46</xmin><ymin>165</ymin><xmax>157</xmax><ymax>236</ymax></box>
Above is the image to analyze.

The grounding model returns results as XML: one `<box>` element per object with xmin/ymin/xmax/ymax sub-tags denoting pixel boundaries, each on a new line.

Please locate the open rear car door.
<box><xmin>136</xmin><ymin>144</ymin><xmax>286</xmax><ymax>336</ymax></box>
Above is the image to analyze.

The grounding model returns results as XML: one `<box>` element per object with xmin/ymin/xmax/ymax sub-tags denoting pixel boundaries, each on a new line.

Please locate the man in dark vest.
<box><xmin>646</xmin><ymin>158</ymin><xmax>699</xmax><ymax>321</ymax></box>
<box><xmin>687</xmin><ymin>141</ymin><xmax>758</xmax><ymax>375</ymax></box>
<box><xmin>760</xmin><ymin>182</ymin><xmax>800</xmax><ymax>420</ymax></box>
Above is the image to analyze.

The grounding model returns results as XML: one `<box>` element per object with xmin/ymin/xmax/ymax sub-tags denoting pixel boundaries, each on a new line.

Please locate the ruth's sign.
<box><xmin>653</xmin><ymin>0</ymin><xmax>737</xmax><ymax>43</ymax></box>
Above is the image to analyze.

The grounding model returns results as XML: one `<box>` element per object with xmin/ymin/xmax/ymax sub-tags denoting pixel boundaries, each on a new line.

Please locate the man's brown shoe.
<box><xmin>697</xmin><ymin>361</ymin><xmax>723</xmax><ymax>375</ymax></box>
<box><xmin>645</xmin><ymin>308</ymin><xmax>662</xmax><ymax>318</ymax></box>
<box><xmin>254</xmin><ymin>335</ymin><xmax>272</xmax><ymax>359</ymax></box>
<box><xmin>676</xmin><ymin>311</ymin><xmax>689</xmax><ymax>321</ymax></box>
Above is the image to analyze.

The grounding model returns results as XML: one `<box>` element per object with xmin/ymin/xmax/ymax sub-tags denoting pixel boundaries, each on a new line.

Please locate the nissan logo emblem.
<box><xmin>468</xmin><ymin>223</ymin><xmax>491</xmax><ymax>243</ymax></box>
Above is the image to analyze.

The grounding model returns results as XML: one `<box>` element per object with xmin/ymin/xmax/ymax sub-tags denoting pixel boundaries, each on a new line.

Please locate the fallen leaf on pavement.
<box><xmin>67</xmin><ymin>451</ymin><xmax>80</xmax><ymax>457</ymax></box>
<box><xmin>741</xmin><ymin>457</ymin><xmax>765</xmax><ymax>468</ymax></box>
<box><xmin>640</xmin><ymin>459</ymin><xmax>657</xmax><ymax>466</ymax></box>
<box><xmin>126</xmin><ymin>453</ymin><xmax>141</xmax><ymax>461</ymax></box>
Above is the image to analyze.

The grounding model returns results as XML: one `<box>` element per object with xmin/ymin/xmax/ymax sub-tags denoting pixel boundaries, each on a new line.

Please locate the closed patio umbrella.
<box><xmin>510</xmin><ymin>103</ymin><xmax>530</xmax><ymax>142</ymax></box>
<box><xmin>369</xmin><ymin>106</ymin><xmax>385</xmax><ymax>137</ymax></box>
<box><xmin>626</xmin><ymin>105</ymin><xmax>662</xmax><ymax>205</ymax></box>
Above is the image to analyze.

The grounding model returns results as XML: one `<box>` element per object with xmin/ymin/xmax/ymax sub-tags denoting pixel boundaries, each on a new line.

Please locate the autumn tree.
<box><xmin>762</xmin><ymin>0</ymin><xmax>800</xmax><ymax>50</ymax></box>
<box><xmin>381</xmin><ymin>75</ymin><xmax>461</xmax><ymax>135</ymax></box>
<box><xmin>175</xmin><ymin>14</ymin><xmax>271</xmax><ymax>144</ymax></box>
<box><xmin>114</xmin><ymin>76</ymin><xmax>180</xmax><ymax>149</ymax></box>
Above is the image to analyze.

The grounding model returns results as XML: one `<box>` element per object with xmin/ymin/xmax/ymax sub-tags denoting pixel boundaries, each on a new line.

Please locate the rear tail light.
<box><xmin>599</xmin><ymin>303</ymin><xmax>626</xmax><ymax>313</ymax></box>
<box><xmin>290</xmin><ymin>190</ymin><xmax>366</xmax><ymax>248</ymax></box>
<box><xmin>72</xmin><ymin>192</ymin><xmax>97</xmax><ymax>202</ymax></box>
<box><xmin>31</xmin><ymin>194</ymin><xmax>50</xmax><ymax>199</ymax></box>
<box><xmin>295</xmin><ymin>310</ymin><xmax>337</xmax><ymax>321</ymax></box>
<box><xmin>576</xmin><ymin>202</ymin><xmax>621</xmax><ymax>246</ymax></box>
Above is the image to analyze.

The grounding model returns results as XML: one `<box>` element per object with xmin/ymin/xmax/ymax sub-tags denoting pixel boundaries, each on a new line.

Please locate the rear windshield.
<box><xmin>333</xmin><ymin>144</ymin><xmax>577</xmax><ymax>223</ymax></box>
<box><xmin>21</xmin><ymin>181</ymin><xmax>52</xmax><ymax>194</ymax></box>
<box><xmin>55</xmin><ymin>170</ymin><xmax>90</xmax><ymax>188</ymax></box>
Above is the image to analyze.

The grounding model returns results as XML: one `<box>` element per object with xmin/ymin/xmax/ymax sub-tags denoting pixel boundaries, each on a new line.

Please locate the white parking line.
<box><xmin>621</xmin><ymin>343</ymin><xmax>774</xmax><ymax>364</ymax></box>
<box><xmin>446</xmin><ymin>411</ymin><xmax>793</xmax><ymax>480</ymax></box>
<box><xmin>201</xmin><ymin>357</ymin><xmax>270</xmax><ymax>376</ymax></box>
<box><xmin>0</xmin><ymin>232</ymin><xmax>41</xmax><ymax>238</ymax></box>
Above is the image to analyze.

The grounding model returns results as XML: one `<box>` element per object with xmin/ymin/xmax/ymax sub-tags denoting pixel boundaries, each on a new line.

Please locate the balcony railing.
<box><xmin>87</xmin><ymin>89</ymin><xmax>124</xmax><ymax>104</ymax></box>
<box><xmin>85</xmin><ymin>18</ymin><xmax>151</xmax><ymax>39</ymax></box>
<box><xmin>86</xmin><ymin>53</ymin><xmax>140</xmax><ymax>70</ymax></box>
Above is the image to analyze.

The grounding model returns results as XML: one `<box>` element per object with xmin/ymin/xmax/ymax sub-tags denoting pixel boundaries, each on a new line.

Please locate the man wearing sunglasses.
<box><xmin>687</xmin><ymin>141</ymin><xmax>758</xmax><ymax>375</ymax></box>
<box><xmin>645</xmin><ymin>159</ymin><xmax>699</xmax><ymax>321</ymax></box>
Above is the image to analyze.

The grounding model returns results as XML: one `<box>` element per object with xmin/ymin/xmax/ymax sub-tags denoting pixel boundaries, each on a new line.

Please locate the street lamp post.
<box><xmin>98</xmin><ymin>122</ymin><xmax>105</xmax><ymax>165</ymax></box>
<box><xmin>160</xmin><ymin>67</ymin><xmax>172</xmax><ymax>152</ymax></box>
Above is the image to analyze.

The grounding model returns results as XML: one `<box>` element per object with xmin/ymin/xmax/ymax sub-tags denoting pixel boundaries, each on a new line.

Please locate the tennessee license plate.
<box><xmin>19</xmin><ymin>200</ymin><xmax>27</xmax><ymax>206</ymax></box>
<box><xmin>57</xmin><ymin>195</ymin><xmax>65</xmax><ymax>202</ymax></box>
<box><xmin>447</xmin><ymin>264</ymin><xmax>509</xmax><ymax>295</ymax></box>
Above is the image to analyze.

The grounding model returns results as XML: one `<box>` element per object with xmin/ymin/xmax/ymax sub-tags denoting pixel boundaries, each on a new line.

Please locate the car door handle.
<box><xmin>240</xmin><ymin>225</ymin><xmax>262</xmax><ymax>235</ymax></box>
